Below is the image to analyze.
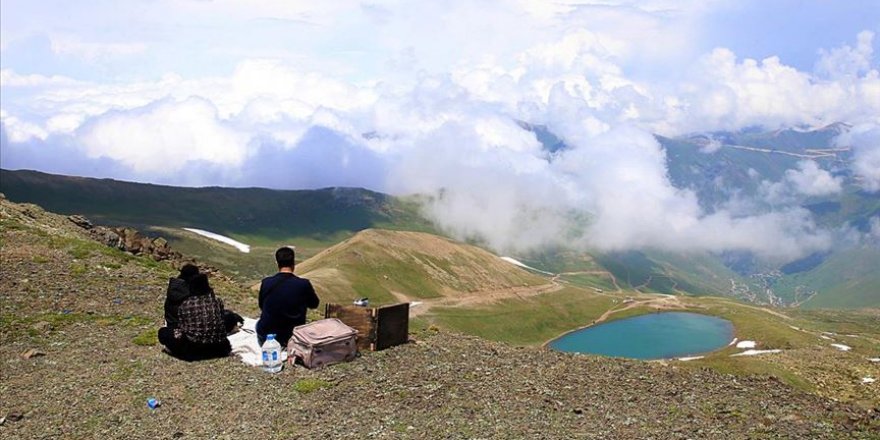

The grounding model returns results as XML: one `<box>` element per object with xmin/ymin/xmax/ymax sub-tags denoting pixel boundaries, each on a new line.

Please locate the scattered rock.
<box><xmin>71</xmin><ymin>218</ymin><xmax>182</xmax><ymax>262</ymax></box>
<box><xmin>21</xmin><ymin>349</ymin><xmax>46</xmax><ymax>360</ymax></box>
<box><xmin>67</xmin><ymin>215</ymin><xmax>93</xmax><ymax>229</ymax></box>
<box><xmin>5</xmin><ymin>411</ymin><xmax>24</xmax><ymax>422</ymax></box>
<box><xmin>31</xmin><ymin>321</ymin><xmax>51</xmax><ymax>332</ymax></box>
<box><xmin>780</xmin><ymin>414</ymin><xmax>801</xmax><ymax>423</ymax></box>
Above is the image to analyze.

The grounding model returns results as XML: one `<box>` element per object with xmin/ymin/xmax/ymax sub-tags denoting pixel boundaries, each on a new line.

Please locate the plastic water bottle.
<box><xmin>261</xmin><ymin>334</ymin><xmax>283</xmax><ymax>373</ymax></box>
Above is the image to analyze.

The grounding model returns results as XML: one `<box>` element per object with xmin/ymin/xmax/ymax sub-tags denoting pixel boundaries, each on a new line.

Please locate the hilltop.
<box><xmin>1</xmin><ymin>196</ymin><xmax>878</xmax><ymax>438</ymax></box>
<box><xmin>297</xmin><ymin>228</ymin><xmax>550</xmax><ymax>306</ymax></box>
<box><xmin>0</xmin><ymin>168</ymin><xmax>433</xmax><ymax>280</ymax></box>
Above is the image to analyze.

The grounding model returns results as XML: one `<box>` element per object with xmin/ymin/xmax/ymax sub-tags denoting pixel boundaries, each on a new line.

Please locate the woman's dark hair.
<box><xmin>275</xmin><ymin>246</ymin><xmax>295</xmax><ymax>268</ymax></box>
<box><xmin>178</xmin><ymin>264</ymin><xmax>200</xmax><ymax>281</ymax></box>
<box><xmin>188</xmin><ymin>273</ymin><xmax>213</xmax><ymax>296</ymax></box>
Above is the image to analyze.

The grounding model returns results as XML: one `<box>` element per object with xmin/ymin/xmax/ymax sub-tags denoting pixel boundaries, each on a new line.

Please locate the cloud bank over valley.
<box><xmin>1</xmin><ymin>0</ymin><xmax>879</xmax><ymax>261</ymax></box>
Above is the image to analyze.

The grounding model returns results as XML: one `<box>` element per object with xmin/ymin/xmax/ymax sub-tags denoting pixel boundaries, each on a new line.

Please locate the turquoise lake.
<box><xmin>549</xmin><ymin>312</ymin><xmax>734</xmax><ymax>360</ymax></box>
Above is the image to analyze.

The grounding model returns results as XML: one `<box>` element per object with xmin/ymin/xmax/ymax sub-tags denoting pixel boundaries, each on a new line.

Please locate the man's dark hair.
<box><xmin>275</xmin><ymin>246</ymin><xmax>295</xmax><ymax>268</ymax></box>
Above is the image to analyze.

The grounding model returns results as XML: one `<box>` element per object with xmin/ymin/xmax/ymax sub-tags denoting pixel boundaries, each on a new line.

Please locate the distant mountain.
<box><xmin>522</xmin><ymin>122</ymin><xmax>879</xmax><ymax>309</ymax></box>
<box><xmin>0</xmin><ymin>169</ymin><xmax>433</xmax><ymax>243</ymax></box>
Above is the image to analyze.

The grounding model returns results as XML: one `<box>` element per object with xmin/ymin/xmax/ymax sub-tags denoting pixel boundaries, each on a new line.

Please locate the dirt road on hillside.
<box><xmin>398</xmin><ymin>282</ymin><xmax>565</xmax><ymax>317</ymax></box>
<box><xmin>551</xmin><ymin>270</ymin><xmax>622</xmax><ymax>292</ymax></box>
<box><xmin>592</xmin><ymin>294</ymin><xmax>686</xmax><ymax>325</ymax></box>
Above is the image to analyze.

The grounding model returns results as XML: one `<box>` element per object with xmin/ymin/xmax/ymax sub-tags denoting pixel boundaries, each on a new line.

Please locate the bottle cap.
<box><xmin>267</xmin><ymin>334</ymin><xmax>276</xmax><ymax>341</ymax></box>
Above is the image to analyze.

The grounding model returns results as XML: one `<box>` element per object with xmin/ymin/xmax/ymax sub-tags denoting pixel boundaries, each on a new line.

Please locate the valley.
<box><xmin>0</xmin><ymin>190</ymin><xmax>877</xmax><ymax>438</ymax></box>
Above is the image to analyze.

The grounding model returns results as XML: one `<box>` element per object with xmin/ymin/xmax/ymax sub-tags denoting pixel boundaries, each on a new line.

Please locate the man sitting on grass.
<box><xmin>256</xmin><ymin>246</ymin><xmax>320</xmax><ymax>347</ymax></box>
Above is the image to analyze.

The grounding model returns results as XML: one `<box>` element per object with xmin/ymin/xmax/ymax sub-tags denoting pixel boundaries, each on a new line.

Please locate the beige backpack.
<box><xmin>287</xmin><ymin>318</ymin><xmax>358</xmax><ymax>368</ymax></box>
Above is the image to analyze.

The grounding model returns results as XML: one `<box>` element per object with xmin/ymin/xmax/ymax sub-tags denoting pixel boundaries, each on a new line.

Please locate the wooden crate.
<box><xmin>324</xmin><ymin>302</ymin><xmax>410</xmax><ymax>351</ymax></box>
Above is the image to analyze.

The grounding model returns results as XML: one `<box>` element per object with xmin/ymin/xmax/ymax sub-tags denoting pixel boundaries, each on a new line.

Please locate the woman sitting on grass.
<box><xmin>158</xmin><ymin>267</ymin><xmax>235</xmax><ymax>361</ymax></box>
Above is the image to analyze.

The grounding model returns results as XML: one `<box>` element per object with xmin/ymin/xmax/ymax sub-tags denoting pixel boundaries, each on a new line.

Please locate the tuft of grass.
<box><xmin>292</xmin><ymin>378</ymin><xmax>333</xmax><ymax>394</ymax></box>
<box><xmin>429</xmin><ymin>287</ymin><xmax>616</xmax><ymax>345</ymax></box>
<box><xmin>70</xmin><ymin>262</ymin><xmax>88</xmax><ymax>276</ymax></box>
<box><xmin>132</xmin><ymin>328</ymin><xmax>158</xmax><ymax>346</ymax></box>
<box><xmin>2</xmin><ymin>312</ymin><xmax>154</xmax><ymax>339</ymax></box>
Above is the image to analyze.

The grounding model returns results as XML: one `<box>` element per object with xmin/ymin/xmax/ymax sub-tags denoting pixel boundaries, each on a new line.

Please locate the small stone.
<box><xmin>573</xmin><ymin>408</ymin><xmax>583</xmax><ymax>415</ymax></box>
<box><xmin>67</xmin><ymin>215</ymin><xmax>93</xmax><ymax>229</ymax></box>
<box><xmin>780</xmin><ymin>414</ymin><xmax>800</xmax><ymax>423</ymax></box>
<box><xmin>6</xmin><ymin>411</ymin><xmax>24</xmax><ymax>422</ymax></box>
<box><xmin>21</xmin><ymin>348</ymin><xmax>46</xmax><ymax>360</ymax></box>
<box><xmin>172</xmin><ymin>432</ymin><xmax>184</xmax><ymax>438</ymax></box>
<box><xmin>31</xmin><ymin>321</ymin><xmax>51</xmax><ymax>332</ymax></box>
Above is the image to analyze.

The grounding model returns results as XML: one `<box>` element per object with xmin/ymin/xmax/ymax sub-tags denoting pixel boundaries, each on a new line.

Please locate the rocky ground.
<box><xmin>1</xmin><ymin>196</ymin><xmax>878</xmax><ymax>439</ymax></box>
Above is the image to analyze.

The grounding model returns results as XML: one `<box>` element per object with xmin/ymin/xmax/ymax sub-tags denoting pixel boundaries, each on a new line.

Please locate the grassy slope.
<box><xmin>0</xmin><ymin>168</ymin><xmax>434</xmax><ymax>281</ymax></box>
<box><xmin>297</xmin><ymin>229</ymin><xmax>549</xmax><ymax>305</ymax></box>
<box><xmin>781</xmin><ymin>246</ymin><xmax>880</xmax><ymax>309</ymax></box>
<box><xmin>0</xmin><ymin>169</ymin><xmax>433</xmax><ymax>241</ymax></box>
<box><xmin>427</xmin><ymin>287</ymin><xmax>615</xmax><ymax>345</ymax></box>
<box><xmin>594</xmin><ymin>250</ymin><xmax>739</xmax><ymax>295</ymax></box>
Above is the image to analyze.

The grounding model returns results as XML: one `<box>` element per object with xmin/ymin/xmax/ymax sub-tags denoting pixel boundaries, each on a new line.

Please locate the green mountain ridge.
<box><xmin>2</xmin><ymin>163</ymin><xmax>878</xmax><ymax>309</ymax></box>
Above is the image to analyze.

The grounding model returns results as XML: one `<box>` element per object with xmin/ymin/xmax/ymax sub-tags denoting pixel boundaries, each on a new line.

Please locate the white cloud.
<box><xmin>45</xmin><ymin>113</ymin><xmax>86</xmax><ymax>134</ymax></box>
<box><xmin>838</xmin><ymin>124</ymin><xmax>880</xmax><ymax>192</ymax></box>
<box><xmin>49</xmin><ymin>35</ymin><xmax>147</xmax><ymax>60</ymax></box>
<box><xmin>670</xmin><ymin>45</ymin><xmax>880</xmax><ymax>132</ymax></box>
<box><xmin>758</xmin><ymin>161</ymin><xmax>842</xmax><ymax>205</ymax></box>
<box><xmin>2</xmin><ymin>10</ymin><xmax>877</xmax><ymax>261</ymax></box>
<box><xmin>816</xmin><ymin>31</ymin><xmax>875</xmax><ymax>79</ymax></box>
<box><xmin>0</xmin><ymin>110</ymin><xmax>48</xmax><ymax>142</ymax></box>
<box><xmin>78</xmin><ymin>97</ymin><xmax>250</xmax><ymax>174</ymax></box>
<box><xmin>869</xmin><ymin>216</ymin><xmax>880</xmax><ymax>242</ymax></box>
<box><xmin>784</xmin><ymin>160</ymin><xmax>842</xmax><ymax>197</ymax></box>
<box><xmin>0</xmin><ymin>69</ymin><xmax>82</xmax><ymax>87</ymax></box>
<box><xmin>699</xmin><ymin>136</ymin><xmax>722</xmax><ymax>153</ymax></box>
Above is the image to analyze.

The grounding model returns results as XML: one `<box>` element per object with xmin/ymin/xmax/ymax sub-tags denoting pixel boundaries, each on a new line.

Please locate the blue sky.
<box><xmin>1</xmin><ymin>0</ymin><xmax>878</xmax><ymax>257</ymax></box>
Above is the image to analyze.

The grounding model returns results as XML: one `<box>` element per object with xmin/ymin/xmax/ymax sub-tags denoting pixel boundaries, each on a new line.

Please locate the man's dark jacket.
<box><xmin>257</xmin><ymin>273</ymin><xmax>320</xmax><ymax>345</ymax></box>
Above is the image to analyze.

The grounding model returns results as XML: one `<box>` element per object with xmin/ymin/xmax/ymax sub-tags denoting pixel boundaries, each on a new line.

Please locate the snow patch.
<box><xmin>183</xmin><ymin>228</ymin><xmax>251</xmax><ymax>253</ymax></box>
<box><xmin>868</xmin><ymin>358</ymin><xmax>880</xmax><ymax>363</ymax></box>
<box><xmin>862</xmin><ymin>377</ymin><xmax>875</xmax><ymax>384</ymax></box>
<box><xmin>728</xmin><ymin>338</ymin><xmax>738</xmax><ymax>346</ymax></box>
<box><xmin>736</xmin><ymin>340</ymin><xmax>756</xmax><ymax>349</ymax></box>
<box><xmin>731</xmin><ymin>349</ymin><xmax>782</xmax><ymax>357</ymax></box>
<box><xmin>820</xmin><ymin>335</ymin><xmax>832</xmax><ymax>340</ymax></box>
<box><xmin>830</xmin><ymin>343</ymin><xmax>851</xmax><ymax>351</ymax></box>
<box><xmin>499</xmin><ymin>257</ymin><xmax>554</xmax><ymax>275</ymax></box>
<box><xmin>677</xmin><ymin>356</ymin><xmax>704</xmax><ymax>361</ymax></box>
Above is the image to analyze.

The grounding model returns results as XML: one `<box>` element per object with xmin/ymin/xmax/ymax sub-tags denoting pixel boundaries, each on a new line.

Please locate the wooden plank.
<box><xmin>375</xmin><ymin>303</ymin><xmax>409</xmax><ymax>351</ymax></box>
<box><xmin>325</xmin><ymin>304</ymin><xmax>375</xmax><ymax>351</ymax></box>
<box><xmin>325</xmin><ymin>303</ymin><xmax>410</xmax><ymax>351</ymax></box>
